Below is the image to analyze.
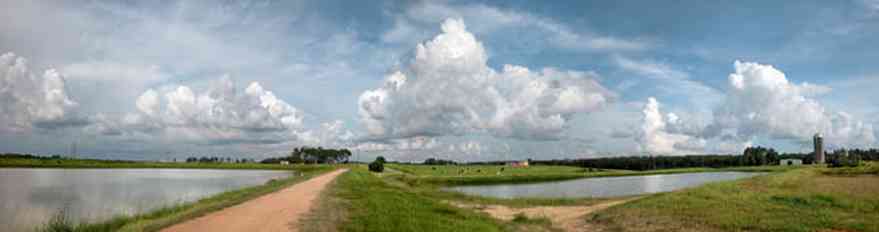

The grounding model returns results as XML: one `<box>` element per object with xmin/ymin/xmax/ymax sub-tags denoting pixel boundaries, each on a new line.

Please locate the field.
<box><xmin>33</xmin><ymin>164</ymin><xmax>337</xmax><ymax>232</ymax></box>
<box><xmin>300</xmin><ymin>164</ymin><xmax>801</xmax><ymax>232</ymax></box>
<box><xmin>590</xmin><ymin>164</ymin><xmax>879</xmax><ymax>232</ymax></box>
<box><xmin>14</xmin><ymin>159</ymin><xmax>878</xmax><ymax>232</ymax></box>
<box><xmin>304</xmin><ymin>163</ymin><xmax>879</xmax><ymax>232</ymax></box>
<box><xmin>387</xmin><ymin>163</ymin><xmax>793</xmax><ymax>185</ymax></box>
<box><xmin>302</xmin><ymin>166</ymin><xmax>563</xmax><ymax>232</ymax></box>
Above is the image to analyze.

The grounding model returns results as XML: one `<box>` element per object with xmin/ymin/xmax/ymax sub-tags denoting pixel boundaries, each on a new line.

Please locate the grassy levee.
<box><xmin>36</xmin><ymin>165</ymin><xmax>337</xmax><ymax>232</ymax></box>
<box><xmin>822</xmin><ymin>161</ymin><xmax>879</xmax><ymax>175</ymax></box>
<box><xmin>317</xmin><ymin>166</ymin><xmax>511</xmax><ymax>232</ymax></box>
<box><xmin>388</xmin><ymin>164</ymin><xmax>795</xmax><ymax>186</ymax></box>
<box><xmin>0</xmin><ymin>157</ymin><xmax>305</xmax><ymax>170</ymax></box>
<box><xmin>302</xmin><ymin>164</ymin><xmax>800</xmax><ymax>232</ymax></box>
<box><xmin>590</xmin><ymin>165</ymin><xmax>879</xmax><ymax>232</ymax></box>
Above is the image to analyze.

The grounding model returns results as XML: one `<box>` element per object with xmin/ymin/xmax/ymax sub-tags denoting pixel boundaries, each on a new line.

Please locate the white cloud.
<box><xmin>709</xmin><ymin>60</ymin><xmax>873</xmax><ymax>148</ymax></box>
<box><xmin>634</xmin><ymin>61</ymin><xmax>874</xmax><ymax>155</ymax></box>
<box><xmin>0</xmin><ymin>52</ymin><xmax>85</xmax><ymax>133</ymax></box>
<box><xmin>62</xmin><ymin>62</ymin><xmax>168</xmax><ymax>83</ymax></box>
<box><xmin>613</xmin><ymin>56</ymin><xmax>723</xmax><ymax>109</ymax></box>
<box><xmin>384</xmin><ymin>2</ymin><xmax>649</xmax><ymax>52</ymax></box>
<box><xmin>359</xmin><ymin>19</ymin><xmax>613</xmax><ymax>141</ymax></box>
<box><xmin>94</xmin><ymin>77</ymin><xmax>310</xmax><ymax>144</ymax></box>
<box><xmin>135</xmin><ymin>89</ymin><xmax>160</xmax><ymax>117</ymax></box>
<box><xmin>637</xmin><ymin>97</ymin><xmax>703</xmax><ymax>154</ymax></box>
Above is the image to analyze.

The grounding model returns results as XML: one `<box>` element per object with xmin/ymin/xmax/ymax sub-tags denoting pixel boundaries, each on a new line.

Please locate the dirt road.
<box><xmin>451</xmin><ymin>197</ymin><xmax>639</xmax><ymax>232</ymax></box>
<box><xmin>162</xmin><ymin>168</ymin><xmax>348</xmax><ymax>232</ymax></box>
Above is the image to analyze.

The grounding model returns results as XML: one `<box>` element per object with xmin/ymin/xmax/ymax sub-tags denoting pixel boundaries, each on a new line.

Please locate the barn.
<box><xmin>779</xmin><ymin>158</ymin><xmax>802</xmax><ymax>166</ymax></box>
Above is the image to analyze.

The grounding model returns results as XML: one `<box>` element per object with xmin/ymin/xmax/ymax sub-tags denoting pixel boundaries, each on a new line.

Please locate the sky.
<box><xmin>2</xmin><ymin>0</ymin><xmax>879</xmax><ymax>162</ymax></box>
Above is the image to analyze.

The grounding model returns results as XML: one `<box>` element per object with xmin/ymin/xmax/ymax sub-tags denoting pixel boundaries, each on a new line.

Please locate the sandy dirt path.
<box><xmin>162</xmin><ymin>168</ymin><xmax>348</xmax><ymax>232</ymax></box>
<box><xmin>451</xmin><ymin>197</ymin><xmax>638</xmax><ymax>232</ymax></box>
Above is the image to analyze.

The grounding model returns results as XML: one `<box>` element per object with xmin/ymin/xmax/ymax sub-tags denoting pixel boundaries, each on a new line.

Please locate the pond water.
<box><xmin>0</xmin><ymin>168</ymin><xmax>292</xmax><ymax>232</ymax></box>
<box><xmin>446</xmin><ymin>171</ymin><xmax>764</xmax><ymax>199</ymax></box>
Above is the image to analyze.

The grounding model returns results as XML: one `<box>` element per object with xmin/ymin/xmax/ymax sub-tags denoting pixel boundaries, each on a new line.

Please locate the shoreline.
<box><xmin>31</xmin><ymin>165</ymin><xmax>338</xmax><ymax>232</ymax></box>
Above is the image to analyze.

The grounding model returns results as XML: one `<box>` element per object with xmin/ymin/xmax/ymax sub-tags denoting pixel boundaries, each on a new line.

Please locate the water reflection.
<box><xmin>447</xmin><ymin>172</ymin><xmax>763</xmax><ymax>199</ymax></box>
<box><xmin>0</xmin><ymin>168</ymin><xmax>292</xmax><ymax>232</ymax></box>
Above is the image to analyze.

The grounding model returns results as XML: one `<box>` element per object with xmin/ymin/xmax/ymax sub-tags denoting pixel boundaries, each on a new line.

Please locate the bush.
<box><xmin>829</xmin><ymin>152</ymin><xmax>862</xmax><ymax>168</ymax></box>
<box><xmin>369</xmin><ymin>161</ymin><xmax>384</xmax><ymax>172</ymax></box>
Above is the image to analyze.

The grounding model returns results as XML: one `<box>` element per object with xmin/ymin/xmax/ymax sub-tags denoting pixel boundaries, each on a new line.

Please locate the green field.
<box><xmin>33</xmin><ymin>164</ymin><xmax>337</xmax><ymax>232</ymax></box>
<box><xmin>387</xmin><ymin>163</ymin><xmax>794</xmax><ymax>186</ymax></box>
<box><xmin>302</xmin><ymin>166</ymin><xmax>562</xmax><ymax>232</ymax></box>
<box><xmin>13</xmin><ymin>158</ymin><xmax>878</xmax><ymax>232</ymax></box>
<box><xmin>590</xmin><ymin>164</ymin><xmax>879</xmax><ymax>232</ymax></box>
<box><xmin>304</xmin><ymin>163</ymin><xmax>879</xmax><ymax>232</ymax></box>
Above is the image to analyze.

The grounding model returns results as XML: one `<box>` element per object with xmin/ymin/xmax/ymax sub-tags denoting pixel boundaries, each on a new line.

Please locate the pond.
<box><xmin>446</xmin><ymin>171</ymin><xmax>764</xmax><ymax>199</ymax></box>
<box><xmin>0</xmin><ymin>168</ymin><xmax>293</xmax><ymax>232</ymax></box>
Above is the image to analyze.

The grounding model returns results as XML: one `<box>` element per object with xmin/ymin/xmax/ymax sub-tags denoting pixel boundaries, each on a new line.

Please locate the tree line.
<box><xmin>184</xmin><ymin>156</ymin><xmax>256</xmax><ymax>163</ymax></box>
<box><xmin>529</xmin><ymin>146</ymin><xmax>878</xmax><ymax>171</ymax></box>
<box><xmin>260</xmin><ymin>146</ymin><xmax>352</xmax><ymax>164</ymax></box>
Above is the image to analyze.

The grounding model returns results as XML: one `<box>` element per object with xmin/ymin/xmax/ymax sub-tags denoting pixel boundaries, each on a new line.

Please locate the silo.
<box><xmin>813</xmin><ymin>133</ymin><xmax>824</xmax><ymax>164</ymax></box>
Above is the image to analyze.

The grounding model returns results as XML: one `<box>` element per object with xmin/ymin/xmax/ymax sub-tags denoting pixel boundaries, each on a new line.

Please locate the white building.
<box><xmin>779</xmin><ymin>158</ymin><xmax>802</xmax><ymax>166</ymax></box>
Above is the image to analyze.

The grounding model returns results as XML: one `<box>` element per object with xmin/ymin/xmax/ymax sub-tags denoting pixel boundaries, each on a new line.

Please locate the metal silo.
<box><xmin>813</xmin><ymin>133</ymin><xmax>824</xmax><ymax>164</ymax></box>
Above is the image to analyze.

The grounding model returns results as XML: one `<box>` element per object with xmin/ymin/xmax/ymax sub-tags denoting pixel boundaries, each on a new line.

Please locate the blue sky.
<box><xmin>1</xmin><ymin>0</ymin><xmax>878</xmax><ymax>161</ymax></box>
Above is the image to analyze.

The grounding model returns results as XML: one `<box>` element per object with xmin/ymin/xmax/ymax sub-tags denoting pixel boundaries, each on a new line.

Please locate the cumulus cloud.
<box><xmin>637</xmin><ymin>97</ymin><xmax>704</xmax><ymax>154</ymax></box>
<box><xmin>613</xmin><ymin>56</ymin><xmax>723</xmax><ymax>109</ymax></box>
<box><xmin>0</xmin><ymin>52</ymin><xmax>86</xmax><ymax>132</ymax></box>
<box><xmin>352</xmin><ymin>136</ymin><xmax>440</xmax><ymax>152</ymax></box>
<box><xmin>359</xmin><ymin>19</ymin><xmax>613</xmax><ymax>141</ymax></box>
<box><xmin>643</xmin><ymin>60</ymin><xmax>875</xmax><ymax>154</ymax></box>
<box><xmin>636</xmin><ymin>60</ymin><xmax>875</xmax><ymax>155</ymax></box>
<box><xmin>93</xmin><ymin>77</ymin><xmax>312</xmax><ymax>144</ymax></box>
<box><xmin>384</xmin><ymin>2</ymin><xmax>649</xmax><ymax>52</ymax></box>
<box><xmin>709</xmin><ymin>61</ymin><xmax>856</xmax><ymax>142</ymax></box>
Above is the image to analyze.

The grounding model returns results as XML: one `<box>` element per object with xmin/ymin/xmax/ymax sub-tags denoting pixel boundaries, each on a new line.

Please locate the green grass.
<box><xmin>0</xmin><ymin>157</ymin><xmax>306</xmax><ymax>170</ymax></box>
<box><xmin>36</xmin><ymin>165</ymin><xmax>337</xmax><ymax>232</ymax></box>
<box><xmin>590</xmin><ymin>167</ymin><xmax>879</xmax><ymax>232</ymax></box>
<box><xmin>321</xmin><ymin>166</ymin><xmax>509</xmax><ymax>232</ymax></box>
<box><xmin>304</xmin><ymin>164</ymin><xmax>800</xmax><ymax>232</ymax></box>
<box><xmin>387</xmin><ymin>164</ymin><xmax>796</xmax><ymax>186</ymax></box>
<box><xmin>822</xmin><ymin>161</ymin><xmax>879</xmax><ymax>175</ymax></box>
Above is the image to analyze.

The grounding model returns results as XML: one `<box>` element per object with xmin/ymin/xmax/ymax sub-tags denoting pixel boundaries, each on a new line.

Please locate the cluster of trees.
<box><xmin>532</xmin><ymin>155</ymin><xmax>747</xmax><ymax>171</ymax></box>
<box><xmin>830</xmin><ymin>148</ymin><xmax>879</xmax><ymax>161</ymax></box>
<box><xmin>741</xmin><ymin>146</ymin><xmax>780</xmax><ymax>166</ymax></box>
<box><xmin>532</xmin><ymin>147</ymin><xmax>878</xmax><ymax>171</ymax></box>
<box><xmin>369</xmin><ymin>156</ymin><xmax>386</xmax><ymax>172</ymax></box>
<box><xmin>827</xmin><ymin>149</ymin><xmax>864</xmax><ymax>168</ymax></box>
<box><xmin>1</xmin><ymin>153</ymin><xmax>68</xmax><ymax>160</ymax></box>
<box><xmin>260</xmin><ymin>146</ymin><xmax>352</xmax><ymax>164</ymax></box>
<box><xmin>423</xmin><ymin>158</ymin><xmax>457</xmax><ymax>165</ymax></box>
<box><xmin>184</xmin><ymin>156</ymin><xmax>256</xmax><ymax>163</ymax></box>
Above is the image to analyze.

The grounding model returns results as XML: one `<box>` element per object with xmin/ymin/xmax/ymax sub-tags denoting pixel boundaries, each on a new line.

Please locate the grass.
<box><xmin>35</xmin><ymin>165</ymin><xmax>336</xmax><ymax>232</ymax></box>
<box><xmin>387</xmin><ymin>163</ymin><xmax>796</xmax><ymax>186</ymax></box>
<box><xmin>28</xmin><ymin>161</ymin><xmax>854</xmax><ymax>232</ymax></box>
<box><xmin>0</xmin><ymin>157</ymin><xmax>306</xmax><ymax>170</ymax></box>
<box><xmin>590</xmin><ymin>166</ymin><xmax>879</xmax><ymax>232</ymax></box>
<box><xmin>314</xmin><ymin>166</ymin><xmax>509</xmax><ymax>232</ymax></box>
<box><xmin>303</xmin><ymin>164</ymin><xmax>796</xmax><ymax>232</ymax></box>
<box><xmin>307</xmin><ymin>163</ymin><xmax>879</xmax><ymax>231</ymax></box>
<box><xmin>822</xmin><ymin>161</ymin><xmax>879</xmax><ymax>175</ymax></box>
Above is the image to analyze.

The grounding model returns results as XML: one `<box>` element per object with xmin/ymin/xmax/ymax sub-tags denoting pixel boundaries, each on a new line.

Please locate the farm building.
<box><xmin>508</xmin><ymin>160</ymin><xmax>529</xmax><ymax>168</ymax></box>
<box><xmin>779</xmin><ymin>158</ymin><xmax>802</xmax><ymax>166</ymax></box>
<box><xmin>280</xmin><ymin>161</ymin><xmax>290</xmax><ymax>165</ymax></box>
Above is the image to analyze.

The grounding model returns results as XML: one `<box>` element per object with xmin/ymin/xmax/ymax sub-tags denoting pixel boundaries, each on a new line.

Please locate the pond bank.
<box><xmin>161</xmin><ymin>169</ymin><xmax>348</xmax><ymax>232</ymax></box>
<box><xmin>34</xmin><ymin>165</ymin><xmax>337</xmax><ymax>232</ymax></box>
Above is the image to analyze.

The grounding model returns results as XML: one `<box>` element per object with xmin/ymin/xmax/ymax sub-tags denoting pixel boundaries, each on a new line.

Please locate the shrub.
<box><xmin>829</xmin><ymin>153</ymin><xmax>862</xmax><ymax>168</ymax></box>
<box><xmin>369</xmin><ymin>161</ymin><xmax>384</xmax><ymax>172</ymax></box>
